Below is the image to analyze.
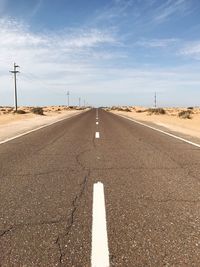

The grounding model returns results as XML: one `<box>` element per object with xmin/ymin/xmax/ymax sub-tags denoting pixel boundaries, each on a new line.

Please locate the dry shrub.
<box><xmin>111</xmin><ymin>106</ymin><xmax>118</xmax><ymax>110</ymax></box>
<box><xmin>14</xmin><ymin>110</ymin><xmax>26</xmax><ymax>114</ymax></box>
<box><xmin>31</xmin><ymin>107</ymin><xmax>44</xmax><ymax>115</ymax></box>
<box><xmin>136</xmin><ymin>109</ymin><xmax>147</xmax><ymax>113</ymax></box>
<box><xmin>118</xmin><ymin>107</ymin><xmax>131</xmax><ymax>112</ymax></box>
<box><xmin>148</xmin><ymin>108</ymin><xmax>166</xmax><ymax>115</ymax></box>
<box><xmin>178</xmin><ymin>110</ymin><xmax>192</xmax><ymax>119</ymax></box>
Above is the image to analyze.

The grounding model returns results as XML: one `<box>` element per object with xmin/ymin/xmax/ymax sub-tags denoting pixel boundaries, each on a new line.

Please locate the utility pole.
<box><xmin>84</xmin><ymin>99</ymin><xmax>86</xmax><ymax>107</ymax></box>
<box><xmin>79</xmin><ymin>97</ymin><xmax>81</xmax><ymax>107</ymax></box>
<box><xmin>67</xmin><ymin>91</ymin><xmax>70</xmax><ymax>106</ymax></box>
<box><xmin>154</xmin><ymin>92</ymin><xmax>157</xmax><ymax>108</ymax></box>
<box><xmin>10</xmin><ymin>63</ymin><xmax>20</xmax><ymax>112</ymax></box>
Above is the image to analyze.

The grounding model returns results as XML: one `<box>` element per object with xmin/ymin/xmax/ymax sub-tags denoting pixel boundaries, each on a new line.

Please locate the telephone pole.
<box><xmin>154</xmin><ymin>92</ymin><xmax>157</xmax><ymax>108</ymax></box>
<box><xmin>67</xmin><ymin>91</ymin><xmax>70</xmax><ymax>106</ymax></box>
<box><xmin>79</xmin><ymin>97</ymin><xmax>81</xmax><ymax>107</ymax></box>
<box><xmin>10</xmin><ymin>63</ymin><xmax>20</xmax><ymax>112</ymax></box>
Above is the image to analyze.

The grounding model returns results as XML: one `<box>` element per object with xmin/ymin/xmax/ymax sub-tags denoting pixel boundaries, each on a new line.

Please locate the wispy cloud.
<box><xmin>0</xmin><ymin>3</ymin><xmax>199</xmax><ymax>107</ymax></box>
<box><xmin>60</xmin><ymin>29</ymin><xmax>117</xmax><ymax>49</ymax></box>
<box><xmin>154</xmin><ymin>0</ymin><xmax>190</xmax><ymax>22</ymax></box>
<box><xmin>30</xmin><ymin>0</ymin><xmax>43</xmax><ymax>17</ymax></box>
<box><xmin>0</xmin><ymin>18</ymin><xmax>117</xmax><ymax>49</ymax></box>
<box><xmin>179</xmin><ymin>41</ymin><xmax>200</xmax><ymax>59</ymax></box>
<box><xmin>136</xmin><ymin>38</ymin><xmax>179</xmax><ymax>48</ymax></box>
<box><xmin>0</xmin><ymin>17</ymin><xmax>123</xmax><ymax>105</ymax></box>
<box><xmin>94</xmin><ymin>0</ymin><xmax>135</xmax><ymax>23</ymax></box>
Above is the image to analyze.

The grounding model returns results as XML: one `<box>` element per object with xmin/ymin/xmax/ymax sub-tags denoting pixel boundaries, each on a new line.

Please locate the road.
<box><xmin>0</xmin><ymin>108</ymin><xmax>200</xmax><ymax>266</ymax></box>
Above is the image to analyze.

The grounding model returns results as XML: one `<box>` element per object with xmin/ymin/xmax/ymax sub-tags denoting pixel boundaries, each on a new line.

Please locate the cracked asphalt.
<box><xmin>0</xmin><ymin>108</ymin><xmax>200</xmax><ymax>266</ymax></box>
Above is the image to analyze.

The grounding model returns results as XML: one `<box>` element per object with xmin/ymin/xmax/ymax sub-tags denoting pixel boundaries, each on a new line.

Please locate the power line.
<box><xmin>10</xmin><ymin>63</ymin><xmax>20</xmax><ymax>112</ymax></box>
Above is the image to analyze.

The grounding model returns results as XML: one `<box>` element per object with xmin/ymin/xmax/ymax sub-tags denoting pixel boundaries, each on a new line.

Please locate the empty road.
<box><xmin>0</xmin><ymin>109</ymin><xmax>200</xmax><ymax>266</ymax></box>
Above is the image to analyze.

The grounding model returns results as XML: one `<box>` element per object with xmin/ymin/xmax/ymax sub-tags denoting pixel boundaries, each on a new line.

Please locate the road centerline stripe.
<box><xmin>91</xmin><ymin>182</ymin><xmax>109</xmax><ymax>267</ymax></box>
<box><xmin>95</xmin><ymin>132</ymin><xmax>100</xmax><ymax>138</ymax></box>
<box><xmin>96</xmin><ymin>122</ymin><xmax>99</xmax><ymax>125</ymax></box>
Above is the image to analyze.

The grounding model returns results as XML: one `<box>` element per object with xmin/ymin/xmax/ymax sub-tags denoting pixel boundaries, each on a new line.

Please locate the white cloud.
<box><xmin>0</xmin><ymin>17</ymin><xmax>122</xmax><ymax>105</ymax></box>
<box><xmin>154</xmin><ymin>0</ymin><xmax>189</xmax><ymax>22</ymax></box>
<box><xmin>0</xmin><ymin>17</ymin><xmax>200</xmax><ymax>107</ymax></box>
<box><xmin>180</xmin><ymin>41</ymin><xmax>200</xmax><ymax>59</ymax></box>
<box><xmin>136</xmin><ymin>38</ymin><xmax>178</xmax><ymax>48</ymax></box>
<box><xmin>95</xmin><ymin>0</ymin><xmax>134</xmax><ymax>22</ymax></box>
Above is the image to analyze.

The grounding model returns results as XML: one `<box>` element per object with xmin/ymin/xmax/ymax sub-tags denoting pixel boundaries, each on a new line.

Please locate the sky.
<box><xmin>1</xmin><ymin>0</ymin><xmax>200</xmax><ymax>107</ymax></box>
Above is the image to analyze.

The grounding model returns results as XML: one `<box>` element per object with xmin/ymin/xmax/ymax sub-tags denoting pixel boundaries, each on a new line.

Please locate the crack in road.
<box><xmin>0</xmin><ymin>162</ymin><xmax>90</xmax><ymax>266</ymax></box>
<box><xmin>0</xmin><ymin>227</ymin><xmax>14</xmax><ymax>238</ymax></box>
<box><xmin>0</xmin><ymin>145</ymin><xmax>92</xmax><ymax>267</ymax></box>
<box><xmin>75</xmin><ymin>146</ymin><xmax>93</xmax><ymax>171</ymax></box>
<box><xmin>0</xmin><ymin>218</ymin><xmax>68</xmax><ymax>238</ymax></box>
<box><xmin>55</xmin><ymin>236</ymin><xmax>63</xmax><ymax>265</ymax></box>
<box><xmin>0</xmin><ymin>116</ymin><xmax>96</xmax><ymax>266</ymax></box>
<box><xmin>55</xmin><ymin>144</ymin><xmax>93</xmax><ymax>265</ymax></box>
<box><xmin>55</xmin><ymin>171</ymin><xmax>90</xmax><ymax>266</ymax></box>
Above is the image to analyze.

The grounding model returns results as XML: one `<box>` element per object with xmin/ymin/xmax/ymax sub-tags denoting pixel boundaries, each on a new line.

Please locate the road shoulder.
<box><xmin>0</xmin><ymin>110</ymin><xmax>87</xmax><ymax>144</ymax></box>
<box><xmin>110</xmin><ymin>110</ymin><xmax>200</xmax><ymax>146</ymax></box>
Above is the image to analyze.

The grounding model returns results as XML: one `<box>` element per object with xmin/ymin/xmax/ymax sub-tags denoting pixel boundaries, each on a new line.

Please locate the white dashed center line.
<box><xmin>96</xmin><ymin>122</ymin><xmax>99</xmax><ymax>125</ymax></box>
<box><xmin>91</xmin><ymin>182</ymin><xmax>109</xmax><ymax>267</ymax></box>
<box><xmin>95</xmin><ymin>132</ymin><xmax>100</xmax><ymax>138</ymax></box>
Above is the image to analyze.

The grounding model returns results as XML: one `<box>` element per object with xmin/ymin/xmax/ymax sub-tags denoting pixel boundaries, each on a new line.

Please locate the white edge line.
<box><xmin>91</xmin><ymin>182</ymin><xmax>109</xmax><ymax>267</ymax></box>
<box><xmin>95</xmin><ymin>132</ymin><xmax>100</xmax><ymax>138</ymax></box>
<box><xmin>115</xmin><ymin>113</ymin><xmax>200</xmax><ymax>148</ymax></box>
<box><xmin>0</xmin><ymin>111</ymin><xmax>86</xmax><ymax>145</ymax></box>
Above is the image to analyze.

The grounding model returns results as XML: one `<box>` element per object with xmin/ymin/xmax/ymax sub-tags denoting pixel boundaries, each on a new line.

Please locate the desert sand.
<box><xmin>109</xmin><ymin>107</ymin><xmax>200</xmax><ymax>140</ymax></box>
<box><xmin>0</xmin><ymin>106</ymin><xmax>87</xmax><ymax>142</ymax></box>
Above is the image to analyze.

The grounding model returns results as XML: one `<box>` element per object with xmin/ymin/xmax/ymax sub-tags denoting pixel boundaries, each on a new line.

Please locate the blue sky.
<box><xmin>1</xmin><ymin>0</ymin><xmax>200</xmax><ymax>107</ymax></box>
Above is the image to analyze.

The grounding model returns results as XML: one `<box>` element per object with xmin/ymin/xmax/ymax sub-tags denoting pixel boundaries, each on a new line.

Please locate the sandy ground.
<box><xmin>110</xmin><ymin>107</ymin><xmax>200</xmax><ymax>139</ymax></box>
<box><xmin>0</xmin><ymin>106</ymin><xmax>87</xmax><ymax>142</ymax></box>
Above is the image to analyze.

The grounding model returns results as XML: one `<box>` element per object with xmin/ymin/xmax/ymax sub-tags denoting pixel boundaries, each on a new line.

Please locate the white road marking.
<box><xmin>96</xmin><ymin>108</ymin><xmax>99</xmax><ymax>121</ymax></box>
<box><xmin>96</xmin><ymin>122</ymin><xmax>99</xmax><ymax>125</ymax></box>
<box><xmin>117</xmin><ymin>114</ymin><xmax>200</xmax><ymax>148</ymax></box>
<box><xmin>91</xmin><ymin>182</ymin><xmax>109</xmax><ymax>267</ymax></box>
<box><xmin>0</xmin><ymin>112</ymin><xmax>84</xmax><ymax>145</ymax></box>
<box><xmin>95</xmin><ymin>132</ymin><xmax>100</xmax><ymax>138</ymax></box>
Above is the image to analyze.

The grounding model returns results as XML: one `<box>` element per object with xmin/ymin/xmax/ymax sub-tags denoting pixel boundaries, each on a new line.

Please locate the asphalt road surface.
<box><xmin>0</xmin><ymin>108</ymin><xmax>200</xmax><ymax>266</ymax></box>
